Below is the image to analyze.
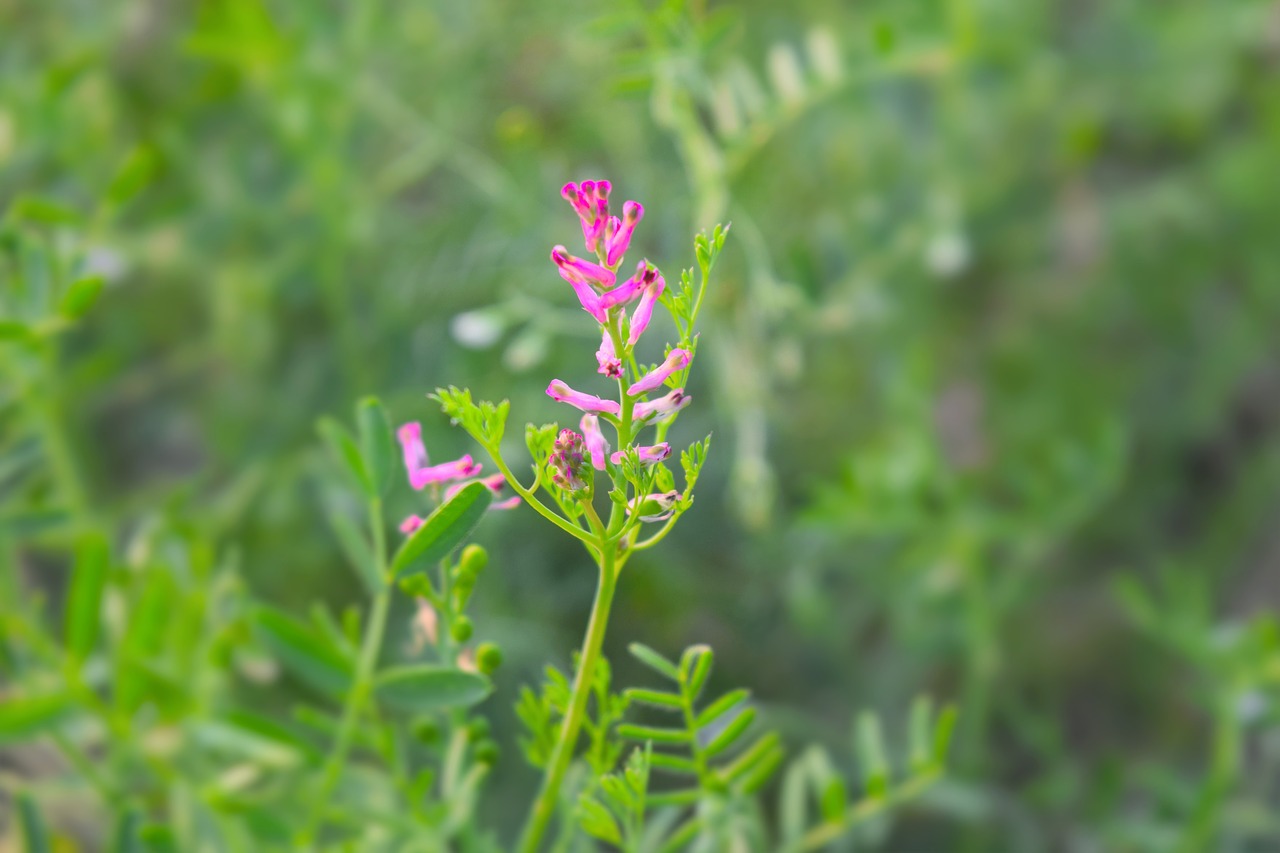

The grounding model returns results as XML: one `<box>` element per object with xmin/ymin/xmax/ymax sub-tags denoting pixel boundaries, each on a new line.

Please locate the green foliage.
<box><xmin>434</xmin><ymin>387</ymin><xmax>510</xmax><ymax>450</ymax></box>
<box><xmin>389</xmin><ymin>481</ymin><xmax>493</xmax><ymax>578</ymax></box>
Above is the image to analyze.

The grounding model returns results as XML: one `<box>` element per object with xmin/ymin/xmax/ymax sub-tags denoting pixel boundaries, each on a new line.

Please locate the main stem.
<box><xmin>519</xmin><ymin>542</ymin><xmax>619</xmax><ymax>852</ymax></box>
<box><xmin>299</xmin><ymin>498</ymin><xmax>392</xmax><ymax>844</ymax></box>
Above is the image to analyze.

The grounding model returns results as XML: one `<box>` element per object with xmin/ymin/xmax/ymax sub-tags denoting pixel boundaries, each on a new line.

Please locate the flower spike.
<box><xmin>546</xmin><ymin>379</ymin><xmax>622</xmax><ymax>415</ymax></box>
<box><xmin>627</xmin><ymin>348</ymin><xmax>691</xmax><ymax>397</ymax></box>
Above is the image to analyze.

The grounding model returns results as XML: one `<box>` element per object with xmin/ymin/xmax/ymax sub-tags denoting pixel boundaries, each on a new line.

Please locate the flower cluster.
<box><xmin>395</xmin><ymin>422</ymin><xmax>519</xmax><ymax>533</ymax></box>
<box><xmin>544</xmin><ymin>179</ymin><xmax>691</xmax><ymax>515</ymax></box>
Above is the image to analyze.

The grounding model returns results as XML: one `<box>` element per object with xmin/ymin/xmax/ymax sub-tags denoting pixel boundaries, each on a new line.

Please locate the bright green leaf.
<box><xmin>375</xmin><ymin>664</ymin><xmax>492</xmax><ymax>711</ymax></box>
<box><xmin>388</xmin><ymin>481</ymin><xmax>491</xmax><ymax>578</ymax></box>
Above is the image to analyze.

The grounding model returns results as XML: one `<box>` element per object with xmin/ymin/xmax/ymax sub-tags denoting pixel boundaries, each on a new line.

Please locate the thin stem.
<box><xmin>519</xmin><ymin>542</ymin><xmax>619</xmax><ymax>853</ymax></box>
<box><xmin>485</xmin><ymin>445</ymin><xmax>596</xmax><ymax>546</ymax></box>
<box><xmin>298</xmin><ymin>498</ymin><xmax>393</xmax><ymax>844</ymax></box>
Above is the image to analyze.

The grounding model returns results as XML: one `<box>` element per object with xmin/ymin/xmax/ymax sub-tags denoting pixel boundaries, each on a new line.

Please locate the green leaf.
<box><xmin>388</xmin><ymin>481</ymin><xmax>491</xmax><ymax>578</ymax></box>
<box><xmin>696</xmin><ymin>688</ymin><xmax>749</xmax><ymax>728</ymax></box>
<box><xmin>252</xmin><ymin>605</ymin><xmax>353</xmax><ymax>696</ymax></box>
<box><xmin>317</xmin><ymin>417</ymin><xmax>373</xmax><ymax>496</ymax></box>
<box><xmin>17</xmin><ymin>792</ymin><xmax>51</xmax><ymax>853</ymax></box>
<box><xmin>65</xmin><ymin>531</ymin><xmax>110</xmax><ymax>666</ymax></box>
<box><xmin>111</xmin><ymin>808</ymin><xmax>142</xmax><ymax>853</ymax></box>
<box><xmin>356</xmin><ymin>397</ymin><xmax>394</xmax><ymax>496</ymax></box>
<box><xmin>909</xmin><ymin>697</ymin><xmax>933</xmax><ymax>771</ymax></box>
<box><xmin>628</xmin><ymin>642</ymin><xmax>680</xmax><ymax>681</ymax></box>
<box><xmin>617</xmin><ymin>723</ymin><xmax>689</xmax><ymax>744</ymax></box>
<box><xmin>325</xmin><ymin>508</ymin><xmax>379</xmax><ymax>594</ymax></box>
<box><xmin>703</xmin><ymin>706</ymin><xmax>756</xmax><ymax>758</ymax></box>
<box><xmin>856</xmin><ymin>711</ymin><xmax>891</xmax><ymax>797</ymax></box>
<box><xmin>0</xmin><ymin>320</ymin><xmax>36</xmax><ymax>343</ymax></box>
<box><xmin>578</xmin><ymin>797</ymin><xmax>623</xmax><ymax>845</ymax></box>
<box><xmin>0</xmin><ymin>692</ymin><xmax>74</xmax><ymax>743</ymax></box>
<box><xmin>624</xmin><ymin>687</ymin><xmax>684</xmax><ymax>710</ymax></box>
<box><xmin>933</xmin><ymin>705</ymin><xmax>958</xmax><ymax>763</ymax></box>
<box><xmin>9</xmin><ymin>194</ymin><xmax>83</xmax><ymax>226</ymax></box>
<box><xmin>58</xmin><ymin>275</ymin><xmax>105</xmax><ymax>319</ymax></box>
<box><xmin>105</xmin><ymin>145</ymin><xmax>158</xmax><ymax>209</ymax></box>
<box><xmin>648</xmin><ymin>751</ymin><xmax>699</xmax><ymax>774</ymax></box>
<box><xmin>375</xmin><ymin>664</ymin><xmax>492</xmax><ymax>711</ymax></box>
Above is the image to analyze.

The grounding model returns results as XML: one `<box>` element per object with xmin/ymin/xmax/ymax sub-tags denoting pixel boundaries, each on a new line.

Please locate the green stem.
<box><xmin>486</xmin><ymin>446</ymin><xmax>596</xmax><ymax>546</ymax></box>
<box><xmin>519</xmin><ymin>543</ymin><xmax>619</xmax><ymax>852</ymax></box>
<box><xmin>299</xmin><ymin>498</ymin><xmax>392</xmax><ymax>844</ymax></box>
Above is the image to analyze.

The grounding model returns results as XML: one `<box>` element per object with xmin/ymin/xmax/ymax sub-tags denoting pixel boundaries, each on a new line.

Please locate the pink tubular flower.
<box><xmin>547</xmin><ymin>379</ymin><xmax>622</xmax><ymax>415</ymax></box>
<box><xmin>596</xmin><ymin>330</ymin><xmax>622</xmax><ymax>378</ymax></box>
<box><xmin>552</xmin><ymin>245</ymin><xmax>616</xmax><ymax>291</ymax></box>
<box><xmin>609</xmin><ymin>443</ymin><xmax>671</xmax><ymax>466</ymax></box>
<box><xmin>605</xmin><ymin>200</ymin><xmax>644</xmax><ymax>267</ymax></box>
<box><xmin>628</xmin><ymin>271</ymin><xmax>666</xmax><ymax>346</ymax></box>
<box><xmin>627</xmin><ymin>348</ymin><xmax>691</xmax><ymax>397</ymax></box>
<box><xmin>549</xmin><ymin>429</ymin><xmax>589</xmax><ymax>492</ymax></box>
<box><xmin>400</xmin><ymin>515</ymin><xmax>425</xmax><ymax>534</ymax></box>
<box><xmin>634</xmin><ymin>388</ymin><xmax>690</xmax><ymax>424</ymax></box>
<box><xmin>598</xmin><ymin>262</ymin><xmax>655</xmax><ymax>313</ymax></box>
<box><xmin>628</xmin><ymin>490</ymin><xmax>682</xmax><ymax>522</ymax></box>
<box><xmin>580</xmin><ymin>414</ymin><xmax>610</xmax><ymax>470</ymax></box>
<box><xmin>398</xmin><ymin>421</ymin><xmax>482</xmax><ymax>489</ymax></box>
<box><xmin>446</xmin><ymin>472</ymin><xmax>522</xmax><ymax>510</ymax></box>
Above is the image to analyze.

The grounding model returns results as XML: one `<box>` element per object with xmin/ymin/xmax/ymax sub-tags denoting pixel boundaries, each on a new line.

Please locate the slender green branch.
<box><xmin>631</xmin><ymin>513</ymin><xmax>683</xmax><ymax>551</ymax></box>
<box><xmin>794</xmin><ymin>769</ymin><xmax>941</xmax><ymax>852</ymax></box>
<box><xmin>519</xmin><ymin>542</ymin><xmax>619</xmax><ymax>852</ymax></box>
<box><xmin>484</xmin><ymin>444</ymin><xmax>596</xmax><ymax>546</ymax></box>
<box><xmin>299</xmin><ymin>497</ymin><xmax>394</xmax><ymax>844</ymax></box>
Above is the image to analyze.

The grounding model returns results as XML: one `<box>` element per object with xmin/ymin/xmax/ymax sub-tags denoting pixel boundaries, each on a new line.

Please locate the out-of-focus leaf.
<box><xmin>17</xmin><ymin>792</ymin><xmax>51</xmax><ymax>853</ymax></box>
<box><xmin>252</xmin><ymin>605</ymin><xmax>353</xmax><ymax>696</ymax></box>
<box><xmin>356</xmin><ymin>396</ymin><xmax>394</xmax><ymax>497</ymax></box>
<box><xmin>105</xmin><ymin>145</ymin><xmax>159</xmax><ymax>209</ymax></box>
<box><xmin>317</xmin><ymin>417</ymin><xmax>372</xmax><ymax>496</ymax></box>
<box><xmin>0</xmin><ymin>692</ymin><xmax>74</xmax><ymax>743</ymax></box>
<box><xmin>66</xmin><ymin>531</ymin><xmax>110</xmax><ymax>667</ymax></box>
<box><xmin>375</xmin><ymin>664</ymin><xmax>492</xmax><ymax>711</ymax></box>
<box><xmin>58</xmin><ymin>275</ymin><xmax>105</xmax><ymax>319</ymax></box>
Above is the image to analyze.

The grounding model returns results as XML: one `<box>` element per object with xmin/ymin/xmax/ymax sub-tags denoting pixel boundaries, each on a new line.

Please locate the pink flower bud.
<box><xmin>609</xmin><ymin>443</ymin><xmax>671</xmax><ymax>466</ymax></box>
<box><xmin>627</xmin><ymin>348</ymin><xmax>690</xmax><ymax>397</ymax></box>
<box><xmin>634</xmin><ymin>388</ymin><xmax>690</xmax><ymax>424</ymax></box>
<box><xmin>546</xmin><ymin>379</ymin><xmax>622</xmax><ymax>415</ymax></box>
<box><xmin>580</xmin><ymin>414</ymin><xmax>610</xmax><ymax>470</ymax></box>
<box><xmin>548</xmin><ymin>429</ymin><xmax>589</xmax><ymax>492</ymax></box>
<box><xmin>596</xmin><ymin>330</ymin><xmax>622</xmax><ymax>378</ymax></box>
<box><xmin>605</xmin><ymin>200</ymin><xmax>644</xmax><ymax>267</ymax></box>
<box><xmin>562</xmin><ymin>180</ymin><xmax>612</xmax><ymax>253</ymax></box>
<box><xmin>627</xmin><ymin>271</ymin><xmax>666</xmax><ymax>346</ymax></box>
<box><xmin>400</xmin><ymin>514</ymin><xmax>425</xmax><ymax>535</ymax></box>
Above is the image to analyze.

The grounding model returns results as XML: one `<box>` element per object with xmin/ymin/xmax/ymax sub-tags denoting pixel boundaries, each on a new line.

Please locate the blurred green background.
<box><xmin>5</xmin><ymin>0</ymin><xmax>1280</xmax><ymax>848</ymax></box>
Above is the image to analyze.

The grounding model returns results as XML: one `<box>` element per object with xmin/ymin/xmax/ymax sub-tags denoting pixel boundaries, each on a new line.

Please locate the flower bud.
<box><xmin>450</xmin><ymin>615</ymin><xmax>474</xmax><ymax>643</ymax></box>
<box><xmin>477</xmin><ymin>642</ymin><xmax>504</xmax><ymax>674</ymax></box>
<box><xmin>548</xmin><ymin>429</ymin><xmax>589</xmax><ymax>492</ymax></box>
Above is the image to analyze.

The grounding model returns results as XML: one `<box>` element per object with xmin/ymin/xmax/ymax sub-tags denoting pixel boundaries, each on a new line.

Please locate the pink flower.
<box><xmin>605</xmin><ymin>201</ymin><xmax>644</xmax><ymax>267</ymax></box>
<box><xmin>580</xmin><ymin>414</ymin><xmax>610</xmax><ymax>470</ymax></box>
<box><xmin>562</xmin><ymin>181</ymin><xmax>612</xmax><ymax>253</ymax></box>
<box><xmin>552</xmin><ymin>245</ymin><xmax>615</xmax><ymax>291</ymax></box>
<box><xmin>546</xmin><ymin>379</ymin><xmax>621</xmax><ymax>415</ymax></box>
<box><xmin>596</xmin><ymin>330</ymin><xmax>622</xmax><ymax>378</ymax></box>
<box><xmin>598</xmin><ymin>262</ymin><xmax>656</xmax><ymax>313</ymax></box>
<box><xmin>400</xmin><ymin>515</ymin><xmax>424</xmax><ymax>534</ymax></box>
<box><xmin>627</xmin><ymin>348</ymin><xmax>690</xmax><ymax>397</ymax></box>
<box><xmin>609</xmin><ymin>443</ymin><xmax>671</xmax><ymax>466</ymax></box>
<box><xmin>628</xmin><ymin>271</ymin><xmax>666</xmax><ymax>346</ymax></box>
<box><xmin>549</xmin><ymin>429</ymin><xmax>589</xmax><ymax>492</ymax></box>
<box><xmin>445</xmin><ymin>472</ymin><xmax>522</xmax><ymax>510</ymax></box>
<box><xmin>634</xmin><ymin>388</ymin><xmax>690</xmax><ymax>424</ymax></box>
<box><xmin>397</xmin><ymin>421</ymin><xmax>483</xmax><ymax>489</ymax></box>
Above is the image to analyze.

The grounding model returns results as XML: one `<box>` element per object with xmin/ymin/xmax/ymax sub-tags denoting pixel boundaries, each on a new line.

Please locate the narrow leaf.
<box><xmin>356</xmin><ymin>397</ymin><xmax>394</xmax><ymax>496</ymax></box>
<box><xmin>617</xmin><ymin>724</ymin><xmax>690</xmax><ymax>745</ymax></box>
<box><xmin>624</xmin><ymin>688</ymin><xmax>684</xmax><ymax>711</ymax></box>
<box><xmin>696</xmin><ymin>688</ymin><xmax>749</xmax><ymax>728</ymax></box>
<box><xmin>317</xmin><ymin>417</ymin><xmax>373</xmax><ymax>495</ymax></box>
<box><xmin>375</xmin><ymin>664</ymin><xmax>492</xmax><ymax>711</ymax></box>
<box><xmin>0</xmin><ymin>692</ymin><xmax>73</xmax><ymax>743</ymax></box>
<box><xmin>65</xmin><ymin>531</ymin><xmax>110</xmax><ymax>666</ymax></box>
<box><xmin>17</xmin><ymin>793</ymin><xmax>51</xmax><ymax>853</ymax></box>
<box><xmin>326</xmin><ymin>509</ymin><xmax>380</xmax><ymax>594</ymax></box>
<box><xmin>648</xmin><ymin>752</ymin><xmax>699</xmax><ymax>775</ymax></box>
<box><xmin>58</xmin><ymin>275</ymin><xmax>105</xmax><ymax>319</ymax></box>
<box><xmin>703</xmin><ymin>706</ymin><xmax>756</xmax><ymax>759</ymax></box>
<box><xmin>647</xmin><ymin>788</ymin><xmax>700</xmax><ymax>807</ymax></box>
<box><xmin>856</xmin><ymin>711</ymin><xmax>891</xmax><ymax>797</ymax></box>
<box><xmin>628</xmin><ymin>642</ymin><xmax>680</xmax><ymax>681</ymax></box>
<box><xmin>252</xmin><ymin>606</ymin><xmax>353</xmax><ymax>696</ymax></box>
<box><xmin>388</xmin><ymin>481</ymin><xmax>491</xmax><ymax>577</ymax></box>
